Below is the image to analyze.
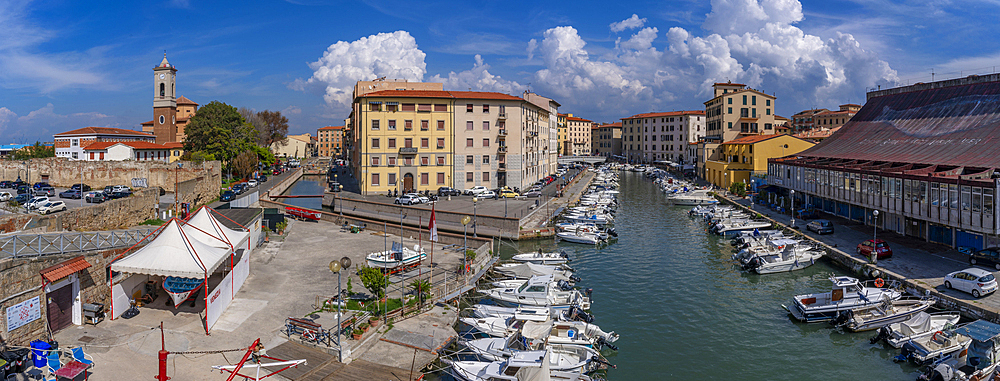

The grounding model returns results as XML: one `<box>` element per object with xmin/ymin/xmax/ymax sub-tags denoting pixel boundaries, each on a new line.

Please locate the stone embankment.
<box><xmin>0</xmin><ymin>188</ymin><xmax>160</xmax><ymax>234</ymax></box>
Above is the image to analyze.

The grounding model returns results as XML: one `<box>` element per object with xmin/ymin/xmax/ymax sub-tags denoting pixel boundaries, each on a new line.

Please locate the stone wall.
<box><xmin>0</xmin><ymin>188</ymin><xmax>160</xmax><ymax>233</ymax></box>
<box><xmin>321</xmin><ymin>195</ymin><xmax>520</xmax><ymax>238</ymax></box>
<box><xmin>0</xmin><ymin>247</ymin><xmax>126</xmax><ymax>346</ymax></box>
<box><xmin>0</xmin><ymin>157</ymin><xmax>221</xmax><ymax>193</ymax></box>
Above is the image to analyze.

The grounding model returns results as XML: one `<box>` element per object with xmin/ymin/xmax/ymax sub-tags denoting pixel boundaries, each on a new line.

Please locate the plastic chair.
<box><xmin>71</xmin><ymin>347</ymin><xmax>94</xmax><ymax>368</ymax></box>
<box><xmin>44</xmin><ymin>351</ymin><xmax>61</xmax><ymax>381</ymax></box>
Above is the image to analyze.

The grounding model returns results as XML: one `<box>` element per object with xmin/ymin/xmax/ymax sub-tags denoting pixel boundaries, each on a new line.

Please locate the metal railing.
<box><xmin>0</xmin><ymin>227</ymin><xmax>159</xmax><ymax>258</ymax></box>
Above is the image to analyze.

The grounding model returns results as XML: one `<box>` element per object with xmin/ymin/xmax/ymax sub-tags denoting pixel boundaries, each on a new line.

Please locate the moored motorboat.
<box><xmin>873</xmin><ymin>311</ymin><xmax>961</xmax><ymax>348</ymax></box>
<box><xmin>512</xmin><ymin>252</ymin><xmax>570</xmax><ymax>265</ymax></box>
<box><xmin>480</xmin><ymin>275</ymin><xmax>591</xmax><ymax>311</ymax></box>
<box><xmin>782</xmin><ymin>276</ymin><xmax>902</xmax><ymax>323</ymax></box>
<box><xmin>838</xmin><ymin>297</ymin><xmax>936</xmax><ymax>332</ymax></box>
<box><xmin>365</xmin><ymin>242</ymin><xmax>427</xmax><ymax>269</ymax></box>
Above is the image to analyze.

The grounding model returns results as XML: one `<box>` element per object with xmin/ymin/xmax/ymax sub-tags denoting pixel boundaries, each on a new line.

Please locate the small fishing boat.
<box><xmin>494</xmin><ymin>263</ymin><xmax>580</xmax><ymax>283</ymax></box>
<box><xmin>462</xmin><ymin>336</ymin><xmax>600</xmax><ymax>373</ymax></box>
<box><xmin>285</xmin><ymin>206</ymin><xmax>321</xmax><ymax>221</ymax></box>
<box><xmin>471</xmin><ymin>304</ymin><xmax>594</xmax><ymax>323</ymax></box>
<box><xmin>162</xmin><ymin>276</ymin><xmax>205</xmax><ymax>307</ymax></box>
<box><xmin>838</xmin><ymin>298</ymin><xmax>936</xmax><ymax>332</ymax></box>
<box><xmin>556</xmin><ymin>230</ymin><xmax>606</xmax><ymax>245</ymax></box>
<box><xmin>872</xmin><ymin>311</ymin><xmax>960</xmax><ymax>348</ymax></box>
<box><xmin>895</xmin><ymin>322</ymin><xmax>975</xmax><ymax>365</ymax></box>
<box><xmin>782</xmin><ymin>276</ymin><xmax>902</xmax><ymax>323</ymax></box>
<box><xmin>460</xmin><ymin>318</ymin><xmax>617</xmax><ymax>349</ymax></box>
<box><xmin>481</xmin><ymin>275</ymin><xmax>591</xmax><ymax>311</ymax></box>
<box><xmin>667</xmin><ymin>190</ymin><xmax>718</xmax><ymax>206</ymax></box>
<box><xmin>740</xmin><ymin>240</ymin><xmax>825</xmax><ymax>274</ymax></box>
<box><xmin>511</xmin><ymin>252</ymin><xmax>570</xmax><ymax>265</ymax></box>
<box><xmin>365</xmin><ymin>242</ymin><xmax>427</xmax><ymax>269</ymax></box>
<box><xmin>446</xmin><ymin>351</ymin><xmax>596</xmax><ymax>381</ymax></box>
<box><xmin>913</xmin><ymin>319</ymin><xmax>1000</xmax><ymax>380</ymax></box>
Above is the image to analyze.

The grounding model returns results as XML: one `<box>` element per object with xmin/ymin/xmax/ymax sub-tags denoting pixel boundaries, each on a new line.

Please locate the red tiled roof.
<box><xmin>449</xmin><ymin>91</ymin><xmax>523</xmax><ymax>101</ymax></box>
<box><xmin>566</xmin><ymin>116</ymin><xmax>592</xmax><ymax>123</ymax></box>
<box><xmin>721</xmin><ymin>134</ymin><xmax>784</xmax><ymax>145</ymax></box>
<box><xmin>840</xmin><ymin>103</ymin><xmax>862</xmax><ymax>107</ymax></box>
<box><xmin>40</xmin><ymin>256</ymin><xmax>92</xmax><ymax>283</ymax></box>
<box><xmin>141</xmin><ymin>120</ymin><xmax>153</xmax><ymax>126</ymax></box>
<box><xmin>163</xmin><ymin>142</ymin><xmax>184</xmax><ymax>148</ymax></box>
<box><xmin>83</xmin><ymin>141</ymin><xmax>168</xmax><ymax>150</ymax></box>
<box><xmin>600</xmin><ymin>122</ymin><xmax>622</xmax><ymax>128</ymax></box>
<box><xmin>176</xmin><ymin>96</ymin><xmax>198</xmax><ymax>105</ymax></box>
<box><xmin>318</xmin><ymin>126</ymin><xmax>344</xmax><ymax>130</ymax></box>
<box><xmin>55</xmin><ymin>127</ymin><xmax>153</xmax><ymax>137</ymax></box>
<box><xmin>817</xmin><ymin>110</ymin><xmax>856</xmax><ymax>116</ymax></box>
<box><xmin>714</xmin><ymin>82</ymin><xmax>746</xmax><ymax>87</ymax></box>
<box><xmin>622</xmin><ymin>110</ymin><xmax>705</xmax><ymax>119</ymax></box>
<box><xmin>360</xmin><ymin>90</ymin><xmax>455</xmax><ymax>99</ymax></box>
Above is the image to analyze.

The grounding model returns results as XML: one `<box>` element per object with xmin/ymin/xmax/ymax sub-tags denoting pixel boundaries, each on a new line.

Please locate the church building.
<box><xmin>140</xmin><ymin>54</ymin><xmax>199</xmax><ymax>144</ymax></box>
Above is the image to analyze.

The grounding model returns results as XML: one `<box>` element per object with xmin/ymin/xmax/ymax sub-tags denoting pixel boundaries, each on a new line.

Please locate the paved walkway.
<box><xmin>519</xmin><ymin>169</ymin><xmax>596</xmax><ymax>231</ymax></box>
<box><xmin>724</xmin><ymin>194</ymin><xmax>1000</xmax><ymax>311</ymax></box>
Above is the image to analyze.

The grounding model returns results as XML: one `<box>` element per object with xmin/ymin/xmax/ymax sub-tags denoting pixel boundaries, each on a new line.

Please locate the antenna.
<box><xmin>931</xmin><ymin>68</ymin><xmax>935</xmax><ymax>82</ymax></box>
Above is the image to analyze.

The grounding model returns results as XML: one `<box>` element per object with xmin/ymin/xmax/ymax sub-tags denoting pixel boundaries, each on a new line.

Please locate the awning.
<box><xmin>385</xmin><ymin>101</ymin><xmax>399</xmax><ymax>106</ymax></box>
<box><xmin>40</xmin><ymin>256</ymin><xmax>92</xmax><ymax>283</ymax></box>
<box><xmin>368</xmin><ymin>101</ymin><xmax>382</xmax><ymax>105</ymax></box>
<box><xmin>111</xmin><ymin>219</ymin><xmax>231</xmax><ymax>278</ymax></box>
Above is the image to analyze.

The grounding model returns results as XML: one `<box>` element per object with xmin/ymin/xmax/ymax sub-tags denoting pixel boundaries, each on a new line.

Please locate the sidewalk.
<box><xmin>725</xmin><ymin>195</ymin><xmax>1000</xmax><ymax>311</ymax></box>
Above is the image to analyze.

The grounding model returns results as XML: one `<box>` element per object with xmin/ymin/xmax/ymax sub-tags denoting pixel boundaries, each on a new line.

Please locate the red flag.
<box><xmin>429</xmin><ymin>204</ymin><xmax>438</xmax><ymax>242</ymax></box>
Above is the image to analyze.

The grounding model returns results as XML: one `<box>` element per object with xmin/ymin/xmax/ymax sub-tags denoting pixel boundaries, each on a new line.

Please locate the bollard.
<box><xmin>157</xmin><ymin>349</ymin><xmax>170</xmax><ymax>380</ymax></box>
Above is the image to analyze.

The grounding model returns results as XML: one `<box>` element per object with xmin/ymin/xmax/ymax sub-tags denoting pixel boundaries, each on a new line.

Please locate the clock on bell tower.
<box><xmin>153</xmin><ymin>53</ymin><xmax>178</xmax><ymax>145</ymax></box>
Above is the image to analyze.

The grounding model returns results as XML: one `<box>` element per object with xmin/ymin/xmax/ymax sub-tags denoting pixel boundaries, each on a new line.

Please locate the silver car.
<box><xmin>944</xmin><ymin>268</ymin><xmax>998</xmax><ymax>298</ymax></box>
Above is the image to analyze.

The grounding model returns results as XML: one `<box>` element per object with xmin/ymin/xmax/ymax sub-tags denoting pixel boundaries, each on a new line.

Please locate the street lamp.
<box><xmin>461</xmin><ymin>215</ymin><xmax>471</xmax><ymax>284</ymax></box>
<box><xmin>789</xmin><ymin>189</ymin><xmax>796</xmax><ymax>228</ymax></box>
<box><xmin>472</xmin><ymin>197</ymin><xmax>478</xmax><ymax>237</ymax></box>
<box><xmin>175</xmin><ymin>162</ymin><xmax>183</xmax><ymax>217</ymax></box>
<box><xmin>872</xmin><ymin>209</ymin><xmax>879</xmax><ymax>242</ymax></box>
<box><xmin>329</xmin><ymin>256</ymin><xmax>352</xmax><ymax>362</ymax></box>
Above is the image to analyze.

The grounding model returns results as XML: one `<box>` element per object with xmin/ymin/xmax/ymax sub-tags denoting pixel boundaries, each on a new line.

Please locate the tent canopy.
<box><xmin>185</xmin><ymin>207</ymin><xmax>250</xmax><ymax>250</ymax></box>
<box><xmin>111</xmin><ymin>219</ymin><xmax>232</xmax><ymax>278</ymax></box>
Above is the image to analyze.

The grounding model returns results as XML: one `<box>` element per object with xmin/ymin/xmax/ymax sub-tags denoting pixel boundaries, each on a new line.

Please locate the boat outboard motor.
<box><xmin>560</xmin><ymin>250</ymin><xmax>570</xmax><ymax>259</ymax></box>
<box><xmin>585</xmin><ymin>288</ymin><xmax>594</xmax><ymax>298</ymax></box>
<box><xmin>742</xmin><ymin>255</ymin><xmax>762</xmax><ymax>271</ymax></box>
<box><xmin>607</xmin><ymin>228</ymin><xmax>618</xmax><ymax>237</ymax></box>
<box><xmin>567</xmin><ymin>305</ymin><xmax>595</xmax><ymax>323</ymax></box>
<box><xmin>917</xmin><ymin>364</ymin><xmax>955</xmax><ymax>381</ymax></box>
<box><xmin>557</xmin><ymin>280</ymin><xmax>574</xmax><ymax>291</ymax></box>
<box><xmin>870</xmin><ymin>326</ymin><xmax>893</xmax><ymax>345</ymax></box>
<box><xmin>894</xmin><ymin>342</ymin><xmax>917</xmax><ymax>363</ymax></box>
<box><xmin>595</xmin><ymin>336</ymin><xmax>618</xmax><ymax>351</ymax></box>
<box><xmin>586</xmin><ymin>355</ymin><xmax>617</xmax><ymax>372</ymax></box>
<box><xmin>569</xmin><ymin>274</ymin><xmax>582</xmax><ymax>283</ymax></box>
<box><xmin>830</xmin><ymin>310</ymin><xmax>852</xmax><ymax>327</ymax></box>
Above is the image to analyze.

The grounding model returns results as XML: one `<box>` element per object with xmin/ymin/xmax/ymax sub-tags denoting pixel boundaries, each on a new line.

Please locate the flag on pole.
<box><xmin>429</xmin><ymin>204</ymin><xmax>439</xmax><ymax>242</ymax></box>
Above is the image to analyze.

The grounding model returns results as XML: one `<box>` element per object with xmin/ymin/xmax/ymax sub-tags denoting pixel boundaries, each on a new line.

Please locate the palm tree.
<box><xmin>409</xmin><ymin>279</ymin><xmax>432</xmax><ymax>308</ymax></box>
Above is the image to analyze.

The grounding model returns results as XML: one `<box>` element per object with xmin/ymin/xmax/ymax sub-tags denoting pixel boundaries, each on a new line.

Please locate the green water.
<box><xmin>289</xmin><ymin>173</ymin><xmax>925</xmax><ymax>380</ymax></box>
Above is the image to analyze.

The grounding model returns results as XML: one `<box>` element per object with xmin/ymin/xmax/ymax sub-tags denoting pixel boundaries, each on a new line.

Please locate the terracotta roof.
<box><xmin>449</xmin><ymin>91</ymin><xmax>523</xmax><ymax>101</ymax></box>
<box><xmin>721</xmin><ymin>134</ymin><xmax>783</xmax><ymax>145</ymax></box>
<box><xmin>318</xmin><ymin>126</ymin><xmax>344</xmax><ymax>130</ymax></box>
<box><xmin>360</xmin><ymin>90</ymin><xmax>454</xmax><ymax>99</ymax></box>
<box><xmin>55</xmin><ymin>127</ymin><xmax>154</xmax><ymax>137</ymax></box>
<box><xmin>140</xmin><ymin>120</ymin><xmax>153</xmax><ymax>126</ymax></box>
<box><xmin>40</xmin><ymin>256</ymin><xmax>92</xmax><ymax>283</ymax></box>
<box><xmin>794</xmin><ymin>127</ymin><xmax>841</xmax><ymax>139</ymax></box>
<box><xmin>163</xmin><ymin>142</ymin><xmax>184</xmax><ymax>148</ymax></box>
<box><xmin>600</xmin><ymin>122</ymin><xmax>622</xmax><ymax>128</ymax></box>
<box><xmin>816</xmin><ymin>110</ymin><xmax>856</xmax><ymax>116</ymax></box>
<box><xmin>840</xmin><ymin>103</ymin><xmax>862</xmax><ymax>107</ymax></box>
<box><xmin>622</xmin><ymin>110</ymin><xmax>705</xmax><ymax>119</ymax></box>
<box><xmin>714</xmin><ymin>82</ymin><xmax>746</xmax><ymax>87</ymax></box>
<box><xmin>774</xmin><ymin>115</ymin><xmax>788</xmax><ymax>120</ymax></box>
<box><xmin>566</xmin><ymin>116</ymin><xmax>592</xmax><ymax>123</ymax></box>
<box><xmin>176</xmin><ymin>96</ymin><xmax>198</xmax><ymax>106</ymax></box>
<box><xmin>83</xmin><ymin>141</ymin><xmax>169</xmax><ymax>150</ymax></box>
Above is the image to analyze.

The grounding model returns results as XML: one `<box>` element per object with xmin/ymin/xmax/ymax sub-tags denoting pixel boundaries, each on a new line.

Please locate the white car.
<box><xmin>25</xmin><ymin>196</ymin><xmax>50</xmax><ymax>210</ymax></box>
<box><xmin>247</xmin><ymin>179</ymin><xmax>258</xmax><ymax>187</ymax></box>
<box><xmin>465</xmin><ymin>186</ymin><xmax>489</xmax><ymax>195</ymax></box>
<box><xmin>0</xmin><ymin>191</ymin><xmax>11</xmax><ymax>202</ymax></box>
<box><xmin>478</xmin><ymin>190</ymin><xmax>496</xmax><ymax>199</ymax></box>
<box><xmin>38</xmin><ymin>201</ymin><xmax>67</xmax><ymax>215</ymax></box>
<box><xmin>394</xmin><ymin>195</ymin><xmax>421</xmax><ymax>205</ymax></box>
<box><xmin>944</xmin><ymin>267</ymin><xmax>998</xmax><ymax>298</ymax></box>
<box><xmin>404</xmin><ymin>193</ymin><xmax>430</xmax><ymax>203</ymax></box>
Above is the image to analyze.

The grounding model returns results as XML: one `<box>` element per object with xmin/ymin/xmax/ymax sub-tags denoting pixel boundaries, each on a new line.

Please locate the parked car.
<box><xmin>968</xmin><ymin>247</ymin><xmax>1000</xmax><ymax>270</ymax></box>
<box><xmin>220</xmin><ymin>190</ymin><xmax>236</xmax><ymax>202</ymax></box>
<box><xmin>479</xmin><ymin>190</ymin><xmax>497</xmax><ymax>199</ymax></box>
<box><xmin>0</xmin><ymin>181</ymin><xmax>13</xmax><ymax>188</ymax></box>
<box><xmin>499</xmin><ymin>189</ymin><xmax>519</xmax><ymax>198</ymax></box>
<box><xmin>34</xmin><ymin>187</ymin><xmax>55</xmax><ymax>197</ymax></box>
<box><xmin>14</xmin><ymin>193</ymin><xmax>31</xmax><ymax>204</ymax></box>
<box><xmin>32</xmin><ymin>182</ymin><xmax>50</xmax><ymax>189</ymax></box>
<box><xmin>273</xmin><ymin>168</ymin><xmax>282</xmax><ymax>175</ymax></box>
<box><xmin>11</xmin><ymin>179</ymin><xmax>27</xmax><ymax>188</ymax></box>
<box><xmin>437</xmin><ymin>186</ymin><xmax>461</xmax><ymax>196</ymax></box>
<box><xmin>857</xmin><ymin>239</ymin><xmax>893</xmax><ymax>259</ymax></box>
<box><xmin>394</xmin><ymin>194</ymin><xmax>421</xmax><ymax>205</ymax></box>
<box><xmin>944</xmin><ymin>267</ymin><xmax>998</xmax><ymax>298</ymax></box>
<box><xmin>59</xmin><ymin>189</ymin><xmax>83</xmax><ymax>199</ymax></box>
<box><xmin>806</xmin><ymin>219</ymin><xmax>834</xmax><ymax>234</ymax></box>
<box><xmin>464</xmin><ymin>186</ymin><xmax>490</xmax><ymax>196</ymax></box>
<box><xmin>404</xmin><ymin>193</ymin><xmax>430</xmax><ymax>204</ymax></box>
<box><xmin>232</xmin><ymin>183</ymin><xmax>248</xmax><ymax>194</ymax></box>
<box><xmin>111</xmin><ymin>185</ymin><xmax>130</xmax><ymax>193</ymax></box>
<box><xmin>0</xmin><ymin>191</ymin><xmax>11</xmax><ymax>201</ymax></box>
<box><xmin>70</xmin><ymin>183</ymin><xmax>92</xmax><ymax>192</ymax></box>
<box><xmin>328</xmin><ymin>182</ymin><xmax>342</xmax><ymax>192</ymax></box>
<box><xmin>257</xmin><ymin>174</ymin><xmax>268</xmax><ymax>183</ymax></box>
<box><xmin>523</xmin><ymin>190</ymin><xmax>542</xmax><ymax>198</ymax></box>
<box><xmin>85</xmin><ymin>191</ymin><xmax>107</xmax><ymax>203</ymax></box>
<box><xmin>107</xmin><ymin>190</ymin><xmax>132</xmax><ymax>199</ymax></box>
<box><xmin>247</xmin><ymin>179</ymin><xmax>258</xmax><ymax>188</ymax></box>
<box><xmin>25</xmin><ymin>196</ymin><xmax>49</xmax><ymax>210</ymax></box>
<box><xmin>15</xmin><ymin>185</ymin><xmax>29</xmax><ymax>194</ymax></box>
<box><xmin>38</xmin><ymin>201</ymin><xmax>67</xmax><ymax>215</ymax></box>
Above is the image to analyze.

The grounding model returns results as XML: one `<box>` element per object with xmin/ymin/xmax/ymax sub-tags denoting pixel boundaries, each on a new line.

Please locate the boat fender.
<box><xmin>874</xmin><ymin>278</ymin><xmax>885</xmax><ymax>288</ymax></box>
<box><xmin>870</xmin><ymin>269</ymin><xmax>881</xmax><ymax>279</ymax></box>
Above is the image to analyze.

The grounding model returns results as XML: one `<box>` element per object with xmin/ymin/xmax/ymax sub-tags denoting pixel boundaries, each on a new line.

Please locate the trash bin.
<box><xmin>30</xmin><ymin>340</ymin><xmax>50</xmax><ymax>368</ymax></box>
<box><xmin>1</xmin><ymin>348</ymin><xmax>30</xmax><ymax>373</ymax></box>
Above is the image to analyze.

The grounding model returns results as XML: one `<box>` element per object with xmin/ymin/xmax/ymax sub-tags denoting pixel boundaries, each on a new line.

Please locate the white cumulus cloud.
<box><xmin>429</xmin><ymin>55</ymin><xmax>525</xmax><ymax>94</ymax></box>
<box><xmin>610</xmin><ymin>14</ymin><xmax>647</xmax><ymax>33</ymax></box>
<box><xmin>292</xmin><ymin>31</ymin><xmax>428</xmax><ymax>107</ymax></box>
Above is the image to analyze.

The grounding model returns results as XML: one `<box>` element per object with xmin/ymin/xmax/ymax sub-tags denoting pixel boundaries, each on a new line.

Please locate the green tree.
<box><xmin>409</xmin><ymin>279</ymin><xmax>432</xmax><ymax>308</ymax></box>
<box><xmin>183</xmin><ymin>101</ymin><xmax>252</xmax><ymax>165</ymax></box>
<box><xmin>729</xmin><ymin>182</ymin><xmax>747</xmax><ymax>197</ymax></box>
<box><xmin>9</xmin><ymin>142</ymin><xmax>55</xmax><ymax>160</ymax></box>
<box><xmin>358</xmin><ymin>266</ymin><xmax>389</xmax><ymax>313</ymax></box>
<box><xmin>248</xmin><ymin>144</ymin><xmax>276</xmax><ymax>166</ymax></box>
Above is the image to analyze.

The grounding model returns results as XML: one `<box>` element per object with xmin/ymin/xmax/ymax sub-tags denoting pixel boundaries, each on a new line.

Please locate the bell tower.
<box><xmin>153</xmin><ymin>53</ymin><xmax>178</xmax><ymax>144</ymax></box>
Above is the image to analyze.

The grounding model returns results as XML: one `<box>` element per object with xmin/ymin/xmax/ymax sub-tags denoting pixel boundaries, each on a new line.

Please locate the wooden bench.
<box><xmin>285</xmin><ymin>317</ymin><xmax>331</xmax><ymax>346</ymax></box>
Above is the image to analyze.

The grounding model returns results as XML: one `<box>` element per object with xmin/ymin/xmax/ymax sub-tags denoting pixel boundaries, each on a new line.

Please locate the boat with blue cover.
<box><xmin>162</xmin><ymin>276</ymin><xmax>205</xmax><ymax>307</ymax></box>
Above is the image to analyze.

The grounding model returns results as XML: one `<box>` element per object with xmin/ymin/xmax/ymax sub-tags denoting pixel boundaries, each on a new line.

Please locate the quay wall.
<box><xmin>0</xmin><ymin>188</ymin><xmax>160</xmax><ymax>234</ymax></box>
<box><xmin>0</xmin><ymin>157</ymin><xmax>221</xmax><ymax>194</ymax></box>
<box><xmin>322</xmin><ymin>195</ymin><xmax>520</xmax><ymax>239</ymax></box>
<box><xmin>715</xmin><ymin>194</ymin><xmax>1000</xmax><ymax>323</ymax></box>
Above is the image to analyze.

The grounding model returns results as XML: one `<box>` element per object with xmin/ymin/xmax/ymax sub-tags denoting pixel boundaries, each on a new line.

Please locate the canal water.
<box><xmin>283</xmin><ymin>173</ymin><xmax>923</xmax><ymax>380</ymax></box>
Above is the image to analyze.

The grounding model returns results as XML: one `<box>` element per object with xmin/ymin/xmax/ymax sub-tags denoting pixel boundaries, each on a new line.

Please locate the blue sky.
<box><xmin>2</xmin><ymin>0</ymin><xmax>999</xmax><ymax>143</ymax></box>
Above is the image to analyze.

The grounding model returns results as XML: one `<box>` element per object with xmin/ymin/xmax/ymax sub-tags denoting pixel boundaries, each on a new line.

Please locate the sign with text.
<box><xmin>131</xmin><ymin>178</ymin><xmax>148</xmax><ymax>188</ymax></box>
<box><xmin>6</xmin><ymin>296</ymin><xmax>41</xmax><ymax>332</ymax></box>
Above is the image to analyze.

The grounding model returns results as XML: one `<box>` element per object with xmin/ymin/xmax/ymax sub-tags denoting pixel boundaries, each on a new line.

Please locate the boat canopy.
<box><xmin>521</xmin><ymin>320</ymin><xmax>554</xmax><ymax>340</ymax></box>
<box><xmin>899</xmin><ymin>313</ymin><xmax>932</xmax><ymax>336</ymax></box>
<box><xmin>954</xmin><ymin>320</ymin><xmax>1000</xmax><ymax>343</ymax></box>
<box><xmin>955</xmin><ymin>320</ymin><xmax>1000</xmax><ymax>370</ymax></box>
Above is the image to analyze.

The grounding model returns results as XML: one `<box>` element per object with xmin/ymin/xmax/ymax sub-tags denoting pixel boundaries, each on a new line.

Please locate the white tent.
<box><xmin>184</xmin><ymin>207</ymin><xmax>250</xmax><ymax>252</ymax></box>
<box><xmin>111</xmin><ymin>219</ymin><xmax>232</xmax><ymax>278</ymax></box>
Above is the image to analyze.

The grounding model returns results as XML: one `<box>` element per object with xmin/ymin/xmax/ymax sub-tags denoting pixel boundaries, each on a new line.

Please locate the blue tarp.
<box><xmin>954</xmin><ymin>320</ymin><xmax>1000</xmax><ymax>343</ymax></box>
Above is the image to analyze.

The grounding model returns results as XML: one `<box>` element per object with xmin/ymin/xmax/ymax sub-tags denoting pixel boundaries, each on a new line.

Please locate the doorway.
<box><xmin>403</xmin><ymin>173</ymin><xmax>414</xmax><ymax>193</ymax></box>
<box><xmin>47</xmin><ymin>284</ymin><xmax>74</xmax><ymax>332</ymax></box>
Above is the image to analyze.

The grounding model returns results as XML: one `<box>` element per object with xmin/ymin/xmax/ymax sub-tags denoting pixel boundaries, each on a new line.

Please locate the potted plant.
<box><xmin>369</xmin><ymin>315</ymin><xmax>380</xmax><ymax>327</ymax></box>
<box><xmin>352</xmin><ymin>328</ymin><xmax>363</xmax><ymax>340</ymax></box>
<box><xmin>359</xmin><ymin>322</ymin><xmax>370</xmax><ymax>333</ymax></box>
<box><xmin>276</xmin><ymin>220</ymin><xmax>288</xmax><ymax>235</ymax></box>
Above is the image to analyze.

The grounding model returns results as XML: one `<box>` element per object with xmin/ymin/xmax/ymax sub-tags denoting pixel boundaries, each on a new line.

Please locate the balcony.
<box><xmin>399</xmin><ymin>147</ymin><xmax>418</xmax><ymax>154</ymax></box>
<box><xmin>498</xmin><ymin>112</ymin><xmax>507</xmax><ymax>120</ymax></box>
<box><xmin>498</xmin><ymin>129</ymin><xmax>507</xmax><ymax>138</ymax></box>
<box><xmin>498</xmin><ymin>146</ymin><xmax>508</xmax><ymax>153</ymax></box>
<box><xmin>529</xmin><ymin>131</ymin><xmax>538</xmax><ymax>137</ymax></box>
<box><xmin>498</xmin><ymin>163</ymin><xmax>506</xmax><ymax>171</ymax></box>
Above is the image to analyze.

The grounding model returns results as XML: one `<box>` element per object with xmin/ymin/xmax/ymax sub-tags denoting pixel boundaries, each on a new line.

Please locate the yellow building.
<box><xmin>164</xmin><ymin>142</ymin><xmax>184</xmax><ymax>163</ymax></box>
<box><xmin>704</xmin><ymin>134</ymin><xmax>814</xmax><ymax>188</ymax></box>
<box><xmin>557</xmin><ymin>113</ymin><xmax>568</xmax><ymax>155</ymax></box>
<box><xmin>354</xmin><ymin>90</ymin><xmax>455</xmax><ymax>195</ymax></box>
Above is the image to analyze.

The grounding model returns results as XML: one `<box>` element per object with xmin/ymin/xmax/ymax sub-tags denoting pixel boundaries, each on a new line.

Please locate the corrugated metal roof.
<box><xmin>798</xmin><ymin>80</ymin><xmax>1000</xmax><ymax>168</ymax></box>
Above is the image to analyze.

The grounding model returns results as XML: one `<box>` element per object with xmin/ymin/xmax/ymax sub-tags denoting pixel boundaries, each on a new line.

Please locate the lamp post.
<box><xmin>329</xmin><ymin>256</ymin><xmax>352</xmax><ymax>362</ymax></box>
<box><xmin>175</xmin><ymin>162</ymin><xmax>183</xmax><ymax>217</ymax></box>
<box><xmin>873</xmin><ymin>209</ymin><xmax>879</xmax><ymax>243</ymax></box>
<box><xmin>789</xmin><ymin>189</ymin><xmax>796</xmax><ymax>228</ymax></box>
<box><xmin>461</xmin><ymin>215</ymin><xmax>471</xmax><ymax>285</ymax></box>
<box><xmin>472</xmin><ymin>197</ymin><xmax>478</xmax><ymax>237</ymax></box>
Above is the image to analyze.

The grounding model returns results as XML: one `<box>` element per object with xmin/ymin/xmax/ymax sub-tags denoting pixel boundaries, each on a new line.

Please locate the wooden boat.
<box><xmin>285</xmin><ymin>206</ymin><xmax>321</xmax><ymax>221</ymax></box>
<box><xmin>162</xmin><ymin>276</ymin><xmax>204</xmax><ymax>307</ymax></box>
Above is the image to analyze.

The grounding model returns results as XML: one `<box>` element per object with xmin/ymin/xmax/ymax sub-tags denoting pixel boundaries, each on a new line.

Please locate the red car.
<box><xmin>857</xmin><ymin>239</ymin><xmax>893</xmax><ymax>259</ymax></box>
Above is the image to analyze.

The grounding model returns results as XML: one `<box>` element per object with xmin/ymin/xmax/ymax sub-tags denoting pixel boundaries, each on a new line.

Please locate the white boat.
<box><xmin>512</xmin><ymin>252</ymin><xmax>570</xmax><ymax>265</ymax></box>
<box><xmin>462</xmin><ymin>337</ymin><xmax>600</xmax><ymax>373</ymax></box>
<box><xmin>895</xmin><ymin>321</ymin><xmax>976</xmax><ymax>365</ymax></box>
<box><xmin>712</xmin><ymin>220</ymin><xmax>771</xmax><ymax>236</ymax></box>
<box><xmin>667</xmin><ymin>190</ymin><xmax>718</xmax><ymax>206</ymax></box>
<box><xmin>740</xmin><ymin>241</ymin><xmax>825</xmax><ymax>274</ymax></box>
<box><xmin>874</xmin><ymin>311</ymin><xmax>961</xmax><ymax>348</ymax></box>
<box><xmin>365</xmin><ymin>243</ymin><xmax>427</xmax><ymax>269</ymax></box>
<box><xmin>839</xmin><ymin>298</ymin><xmax>936</xmax><ymax>332</ymax></box>
<box><xmin>481</xmin><ymin>275</ymin><xmax>591</xmax><ymax>311</ymax></box>
<box><xmin>460</xmin><ymin>318</ymin><xmax>617</xmax><ymax>348</ymax></box>
<box><xmin>494</xmin><ymin>263</ymin><xmax>580</xmax><ymax>283</ymax></box>
<box><xmin>910</xmin><ymin>320</ymin><xmax>1000</xmax><ymax>380</ymax></box>
<box><xmin>556</xmin><ymin>230</ymin><xmax>605</xmax><ymax>245</ymax></box>
<box><xmin>782</xmin><ymin>276</ymin><xmax>902</xmax><ymax>323</ymax></box>
<box><xmin>471</xmin><ymin>303</ymin><xmax>595</xmax><ymax>323</ymax></box>
<box><xmin>446</xmin><ymin>351</ymin><xmax>595</xmax><ymax>381</ymax></box>
<box><xmin>563</xmin><ymin>214</ymin><xmax>611</xmax><ymax>226</ymax></box>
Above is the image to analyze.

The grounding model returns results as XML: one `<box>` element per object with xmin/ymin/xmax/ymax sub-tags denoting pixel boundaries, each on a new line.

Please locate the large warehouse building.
<box><xmin>768</xmin><ymin>74</ymin><xmax>1000</xmax><ymax>250</ymax></box>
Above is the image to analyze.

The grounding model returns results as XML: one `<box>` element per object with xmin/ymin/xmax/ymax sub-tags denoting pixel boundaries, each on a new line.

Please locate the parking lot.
<box><xmin>0</xmin><ymin>182</ymin><xmax>139</xmax><ymax>216</ymax></box>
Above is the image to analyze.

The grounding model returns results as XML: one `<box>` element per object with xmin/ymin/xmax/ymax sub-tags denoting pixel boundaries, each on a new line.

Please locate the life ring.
<box><xmin>874</xmin><ymin>278</ymin><xmax>885</xmax><ymax>288</ymax></box>
<box><xmin>932</xmin><ymin>330</ymin><xmax>944</xmax><ymax>342</ymax></box>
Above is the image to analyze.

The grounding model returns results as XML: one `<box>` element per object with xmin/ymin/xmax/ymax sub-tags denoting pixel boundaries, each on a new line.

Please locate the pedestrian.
<box><xmin>251</xmin><ymin>342</ymin><xmax>266</xmax><ymax>363</ymax></box>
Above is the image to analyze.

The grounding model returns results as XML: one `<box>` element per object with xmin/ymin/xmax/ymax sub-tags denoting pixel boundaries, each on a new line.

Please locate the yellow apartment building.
<box><xmin>704</xmin><ymin>134</ymin><xmax>814</xmax><ymax>188</ymax></box>
<box><xmin>354</xmin><ymin>90</ymin><xmax>455</xmax><ymax>195</ymax></box>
